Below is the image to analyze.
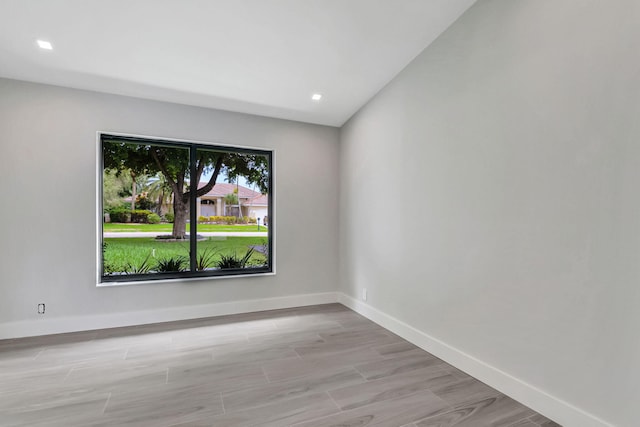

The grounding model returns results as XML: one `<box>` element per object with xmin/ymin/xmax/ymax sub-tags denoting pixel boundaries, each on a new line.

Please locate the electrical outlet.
<box><xmin>362</xmin><ymin>288</ymin><xmax>368</xmax><ymax>301</ymax></box>
<box><xmin>37</xmin><ymin>303</ymin><xmax>45</xmax><ymax>314</ymax></box>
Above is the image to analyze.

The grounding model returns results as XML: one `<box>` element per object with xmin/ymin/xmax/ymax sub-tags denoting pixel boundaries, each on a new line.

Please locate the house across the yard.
<box><xmin>197</xmin><ymin>182</ymin><xmax>268</xmax><ymax>221</ymax></box>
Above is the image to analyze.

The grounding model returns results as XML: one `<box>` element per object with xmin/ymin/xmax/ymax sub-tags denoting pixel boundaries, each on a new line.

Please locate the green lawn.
<box><xmin>103</xmin><ymin>223</ymin><xmax>267</xmax><ymax>233</ymax></box>
<box><xmin>103</xmin><ymin>236</ymin><xmax>267</xmax><ymax>274</ymax></box>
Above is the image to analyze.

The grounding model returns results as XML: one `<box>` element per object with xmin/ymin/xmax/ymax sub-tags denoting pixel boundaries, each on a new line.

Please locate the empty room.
<box><xmin>0</xmin><ymin>1</ymin><xmax>637</xmax><ymax>426</ymax></box>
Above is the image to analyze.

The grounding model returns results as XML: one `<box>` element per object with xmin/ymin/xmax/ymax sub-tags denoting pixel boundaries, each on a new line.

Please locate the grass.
<box><xmin>103</xmin><ymin>236</ymin><xmax>267</xmax><ymax>274</ymax></box>
<box><xmin>103</xmin><ymin>223</ymin><xmax>267</xmax><ymax>233</ymax></box>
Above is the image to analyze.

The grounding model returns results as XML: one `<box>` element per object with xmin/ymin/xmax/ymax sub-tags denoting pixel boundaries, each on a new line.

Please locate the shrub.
<box><xmin>102</xmin><ymin>243</ymin><xmax>116</xmax><ymax>274</ymax></box>
<box><xmin>198</xmin><ymin>215</ymin><xmax>209</xmax><ymax>223</ymax></box>
<box><xmin>164</xmin><ymin>212</ymin><xmax>175</xmax><ymax>223</ymax></box>
<box><xmin>196</xmin><ymin>248</ymin><xmax>218</xmax><ymax>271</ymax></box>
<box><xmin>216</xmin><ymin>247</ymin><xmax>255</xmax><ymax>269</ymax></box>
<box><xmin>123</xmin><ymin>252</ymin><xmax>153</xmax><ymax>274</ymax></box>
<box><xmin>135</xmin><ymin>194</ymin><xmax>154</xmax><ymax>210</ymax></box>
<box><xmin>155</xmin><ymin>256</ymin><xmax>187</xmax><ymax>272</ymax></box>
<box><xmin>244</xmin><ymin>241</ymin><xmax>269</xmax><ymax>268</ymax></box>
<box><xmin>224</xmin><ymin>216</ymin><xmax>237</xmax><ymax>225</ymax></box>
<box><xmin>248</xmin><ymin>217</ymin><xmax>257</xmax><ymax>224</ymax></box>
<box><xmin>131</xmin><ymin>209</ymin><xmax>153</xmax><ymax>223</ymax></box>
<box><xmin>147</xmin><ymin>213</ymin><xmax>161</xmax><ymax>224</ymax></box>
<box><xmin>108</xmin><ymin>208</ymin><xmax>130</xmax><ymax>223</ymax></box>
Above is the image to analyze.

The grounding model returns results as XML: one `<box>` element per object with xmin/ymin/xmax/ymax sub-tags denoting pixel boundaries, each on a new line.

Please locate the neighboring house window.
<box><xmin>99</xmin><ymin>133</ymin><xmax>273</xmax><ymax>283</ymax></box>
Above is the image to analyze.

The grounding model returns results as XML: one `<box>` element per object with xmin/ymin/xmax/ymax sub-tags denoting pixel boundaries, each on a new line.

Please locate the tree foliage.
<box><xmin>102</xmin><ymin>169</ymin><xmax>132</xmax><ymax>211</ymax></box>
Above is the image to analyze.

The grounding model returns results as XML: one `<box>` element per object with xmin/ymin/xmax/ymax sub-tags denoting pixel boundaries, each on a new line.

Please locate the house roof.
<box><xmin>243</xmin><ymin>194</ymin><xmax>268</xmax><ymax>207</ymax></box>
<box><xmin>198</xmin><ymin>182</ymin><xmax>263</xmax><ymax>200</ymax></box>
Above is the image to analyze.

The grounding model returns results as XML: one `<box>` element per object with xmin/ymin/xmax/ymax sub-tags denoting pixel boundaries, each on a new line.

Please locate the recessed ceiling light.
<box><xmin>37</xmin><ymin>40</ymin><xmax>53</xmax><ymax>50</ymax></box>
<box><xmin>311</xmin><ymin>93</ymin><xmax>322</xmax><ymax>101</ymax></box>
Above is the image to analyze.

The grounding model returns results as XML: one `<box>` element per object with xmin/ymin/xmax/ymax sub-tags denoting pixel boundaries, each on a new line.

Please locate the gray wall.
<box><xmin>0</xmin><ymin>78</ymin><xmax>339</xmax><ymax>330</ymax></box>
<box><xmin>339</xmin><ymin>1</ymin><xmax>639</xmax><ymax>426</ymax></box>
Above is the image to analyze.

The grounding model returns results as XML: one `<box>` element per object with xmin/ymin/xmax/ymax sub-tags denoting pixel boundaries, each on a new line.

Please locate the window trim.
<box><xmin>96</xmin><ymin>132</ymin><xmax>275</xmax><ymax>286</ymax></box>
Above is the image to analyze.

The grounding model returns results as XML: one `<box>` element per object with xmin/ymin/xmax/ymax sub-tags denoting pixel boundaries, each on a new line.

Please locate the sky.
<box><xmin>205</xmin><ymin>170</ymin><xmax>253</xmax><ymax>190</ymax></box>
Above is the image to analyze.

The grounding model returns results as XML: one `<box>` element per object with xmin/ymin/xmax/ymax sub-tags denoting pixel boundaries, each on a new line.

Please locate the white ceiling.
<box><xmin>0</xmin><ymin>0</ymin><xmax>476</xmax><ymax>127</ymax></box>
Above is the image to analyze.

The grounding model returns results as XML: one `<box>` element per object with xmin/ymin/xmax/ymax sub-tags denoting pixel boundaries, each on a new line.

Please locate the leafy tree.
<box><xmin>103</xmin><ymin>139</ymin><xmax>268</xmax><ymax>239</ymax></box>
<box><xmin>103</xmin><ymin>169</ymin><xmax>132</xmax><ymax>211</ymax></box>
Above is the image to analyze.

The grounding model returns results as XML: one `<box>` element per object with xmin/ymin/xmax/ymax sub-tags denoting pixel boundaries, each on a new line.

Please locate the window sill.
<box><xmin>97</xmin><ymin>271</ymin><xmax>276</xmax><ymax>287</ymax></box>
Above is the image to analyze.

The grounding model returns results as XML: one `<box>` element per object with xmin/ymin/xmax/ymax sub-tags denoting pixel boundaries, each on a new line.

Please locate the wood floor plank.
<box><xmin>509</xmin><ymin>419</ymin><xmax>540</xmax><ymax>427</ymax></box>
<box><xmin>209</xmin><ymin>392</ymin><xmax>338</xmax><ymax>427</ymax></box>
<box><xmin>33</xmin><ymin>346</ymin><xmax>127</xmax><ymax>364</ymax></box>
<box><xmin>209</xmin><ymin>341</ymin><xmax>300</xmax><ymax>366</ymax></box>
<box><xmin>430</xmin><ymin>376</ymin><xmax>501</xmax><ymax>408</ymax></box>
<box><xmin>100</xmin><ymin>382</ymin><xmax>225</xmax><ymax>427</ymax></box>
<box><xmin>294</xmin><ymin>332</ymin><xmax>399</xmax><ymax>358</ymax></box>
<box><xmin>168</xmin><ymin>359</ymin><xmax>269</xmax><ymax>393</ymax></box>
<box><xmin>292</xmin><ymin>390</ymin><xmax>451</xmax><ymax>427</ymax></box>
<box><xmin>528</xmin><ymin>413</ymin><xmax>562</xmax><ymax>427</ymax></box>
<box><xmin>297</xmin><ymin>344</ymin><xmax>386</xmax><ymax>364</ymax></box>
<box><xmin>329</xmin><ymin>367</ymin><xmax>458</xmax><ymax>411</ymax></box>
<box><xmin>373</xmin><ymin>340</ymin><xmax>421</xmax><ymax>357</ymax></box>
<box><xmin>261</xmin><ymin>347</ymin><xmax>382</xmax><ymax>382</ymax></box>
<box><xmin>221</xmin><ymin>368</ymin><xmax>365</xmax><ymax>413</ymax></box>
<box><xmin>354</xmin><ymin>349</ymin><xmax>446</xmax><ymax>380</ymax></box>
<box><xmin>63</xmin><ymin>360</ymin><xmax>169</xmax><ymax>391</ymax></box>
<box><xmin>244</xmin><ymin>329</ymin><xmax>328</xmax><ymax>348</ymax></box>
<box><xmin>0</xmin><ymin>365</ymin><xmax>72</xmax><ymax>396</ymax></box>
<box><xmin>415</xmin><ymin>395</ymin><xmax>536</xmax><ymax>427</ymax></box>
<box><xmin>0</xmin><ymin>393</ymin><xmax>110</xmax><ymax>427</ymax></box>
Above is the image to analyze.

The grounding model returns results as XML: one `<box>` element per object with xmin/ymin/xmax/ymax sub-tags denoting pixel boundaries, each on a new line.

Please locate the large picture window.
<box><xmin>99</xmin><ymin>133</ymin><xmax>273</xmax><ymax>283</ymax></box>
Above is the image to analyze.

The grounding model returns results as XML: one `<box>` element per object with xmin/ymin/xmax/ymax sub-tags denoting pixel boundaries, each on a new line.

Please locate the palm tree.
<box><xmin>224</xmin><ymin>192</ymin><xmax>239</xmax><ymax>216</ymax></box>
<box><xmin>226</xmin><ymin>176</ymin><xmax>244</xmax><ymax>218</ymax></box>
<box><xmin>144</xmin><ymin>174</ymin><xmax>173</xmax><ymax>215</ymax></box>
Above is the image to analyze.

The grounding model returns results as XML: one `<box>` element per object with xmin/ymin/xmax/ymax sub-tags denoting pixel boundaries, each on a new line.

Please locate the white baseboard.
<box><xmin>0</xmin><ymin>292</ymin><xmax>339</xmax><ymax>340</ymax></box>
<box><xmin>337</xmin><ymin>293</ymin><xmax>613</xmax><ymax>427</ymax></box>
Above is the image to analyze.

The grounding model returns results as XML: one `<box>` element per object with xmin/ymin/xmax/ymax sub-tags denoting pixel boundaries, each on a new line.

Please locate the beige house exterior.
<box><xmin>196</xmin><ymin>182</ymin><xmax>268</xmax><ymax>221</ymax></box>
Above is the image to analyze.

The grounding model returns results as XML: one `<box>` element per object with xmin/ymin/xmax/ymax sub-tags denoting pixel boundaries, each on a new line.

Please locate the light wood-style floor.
<box><xmin>0</xmin><ymin>304</ymin><xmax>561</xmax><ymax>427</ymax></box>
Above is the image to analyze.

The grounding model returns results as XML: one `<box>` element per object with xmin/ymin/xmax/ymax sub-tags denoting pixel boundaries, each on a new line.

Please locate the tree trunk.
<box><xmin>236</xmin><ymin>182</ymin><xmax>243</xmax><ymax>218</ymax></box>
<box><xmin>130</xmin><ymin>171</ymin><xmax>137</xmax><ymax>211</ymax></box>
<box><xmin>157</xmin><ymin>190</ymin><xmax>165</xmax><ymax>216</ymax></box>
<box><xmin>172</xmin><ymin>197</ymin><xmax>189</xmax><ymax>239</ymax></box>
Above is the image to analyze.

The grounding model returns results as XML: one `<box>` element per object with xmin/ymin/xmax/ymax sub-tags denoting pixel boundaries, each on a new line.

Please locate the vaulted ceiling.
<box><xmin>0</xmin><ymin>0</ymin><xmax>476</xmax><ymax>126</ymax></box>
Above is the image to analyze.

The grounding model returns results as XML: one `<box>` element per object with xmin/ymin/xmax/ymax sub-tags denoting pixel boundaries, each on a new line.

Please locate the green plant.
<box><xmin>131</xmin><ymin>209</ymin><xmax>153</xmax><ymax>223</ymax></box>
<box><xmin>123</xmin><ymin>252</ymin><xmax>153</xmax><ymax>274</ymax></box>
<box><xmin>108</xmin><ymin>207</ymin><xmax>131</xmax><ymax>223</ymax></box>
<box><xmin>259</xmin><ymin>241</ymin><xmax>269</xmax><ymax>267</ymax></box>
<box><xmin>101</xmin><ymin>236</ymin><xmax>265</xmax><ymax>273</ymax></box>
<box><xmin>155</xmin><ymin>256</ymin><xmax>187</xmax><ymax>272</ymax></box>
<box><xmin>198</xmin><ymin>215</ymin><xmax>208</xmax><ymax>223</ymax></box>
<box><xmin>102</xmin><ymin>243</ymin><xmax>116</xmax><ymax>274</ymax></box>
<box><xmin>224</xmin><ymin>192</ymin><xmax>238</xmax><ymax>206</ymax></box>
<box><xmin>245</xmin><ymin>241</ymin><xmax>269</xmax><ymax>267</ymax></box>
<box><xmin>164</xmin><ymin>212</ymin><xmax>175</xmax><ymax>223</ymax></box>
<box><xmin>216</xmin><ymin>247</ymin><xmax>255</xmax><ymax>269</ymax></box>
<box><xmin>147</xmin><ymin>213</ymin><xmax>161</xmax><ymax>224</ymax></box>
<box><xmin>224</xmin><ymin>216</ymin><xmax>237</xmax><ymax>225</ymax></box>
<box><xmin>196</xmin><ymin>248</ymin><xmax>218</xmax><ymax>271</ymax></box>
<box><xmin>135</xmin><ymin>193</ymin><xmax>154</xmax><ymax>210</ymax></box>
